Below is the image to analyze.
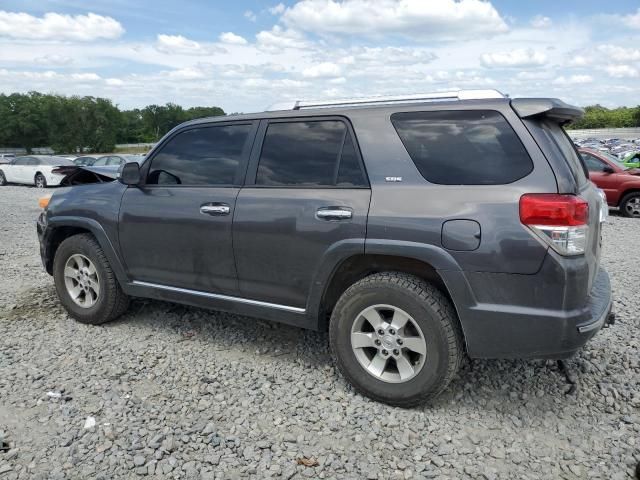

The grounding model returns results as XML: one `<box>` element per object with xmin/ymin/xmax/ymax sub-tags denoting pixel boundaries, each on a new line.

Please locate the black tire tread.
<box><xmin>619</xmin><ymin>191</ymin><xmax>640</xmax><ymax>218</ymax></box>
<box><xmin>330</xmin><ymin>271</ymin><xmax>463</xmax><ymax>407</ymax></box>
<box><xmin>54</xmin><ymin>233</ymin><xmax>129</xmax><ymax>324</ymax></box>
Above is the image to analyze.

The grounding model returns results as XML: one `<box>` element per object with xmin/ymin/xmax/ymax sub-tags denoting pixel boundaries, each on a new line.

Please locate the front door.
<box><xmin>119</xmin><ymin>121</ymin><xmax>257</xmax><ymax>295</ymax></box>
<box><xmin>233</xmin><ymin>118</ymin><xmax>371</xmax><ymax>309</ymax></box>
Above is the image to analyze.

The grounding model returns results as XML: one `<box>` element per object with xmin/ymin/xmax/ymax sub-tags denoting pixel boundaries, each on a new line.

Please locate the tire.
<box><xmin>35</xmin><ymin>172</ymin><xmax>47</xmax><ymax>188</ymax></box>
<box><xmin>329</xmin><ymin>272</ymin><xmax>463</xmax><ymax>407</ymax></box>
<box><xmin>53</xmin><ymin>233</ymin><xmax>129</xmax><ymax>325</ymax></box>
<box><xmin>0</xmin><ymin>170</ymin><xmax>6</xmax><ymax>186</ymax></box>
<box><xmin>620</xmin><ymin>192</ymin><xmax>640</xmax><ymax>218</ymax></box>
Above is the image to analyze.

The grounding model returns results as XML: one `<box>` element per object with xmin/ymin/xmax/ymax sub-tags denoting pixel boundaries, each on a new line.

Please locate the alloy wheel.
<box><xmin>625</xmin><ymin>196</ymin><xmax>640</xmax><ymax>217</ymax></box>
<box><xmin>35</xmin><ymin>175</ymin><xmax>45</xmax><ymax>188</ymax></box>
<box><xmin>63</xmin><ymin>254</ymin><xmax>100</xmax><ymax>308</ymax></box>
<box><xmin>350</xmin><ymin>304</ymin><xmax>427</xmax><ymax>383</ymax></box>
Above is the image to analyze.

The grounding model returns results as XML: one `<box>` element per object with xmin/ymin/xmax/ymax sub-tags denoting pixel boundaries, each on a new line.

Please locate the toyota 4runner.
<box><xmin>37</xmin><ymin>89</ymin><xmax>613</xmax><ymax>407</ymax></box>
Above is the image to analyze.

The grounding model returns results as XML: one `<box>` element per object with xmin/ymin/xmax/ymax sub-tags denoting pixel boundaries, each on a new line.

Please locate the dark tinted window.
<box><xmin>391</xmin><ymin>110</ymin><xmax>533</xmax><ymax>185</ymax></box>
<box><xmin>256</xmin><ymin>120</ymin><xmax>367</xmax><ymax>187</ymax></box>
<box><xmin>13</xmin><ymin>157</ymin><xmax>30</xmax><ymax>165</ymax></box>
<box><xmin>581</xmin><ymin>153</ymin><xmax>606</xmax><ymax>172</ymax></box>
<box><xmin>25</xmin><ymin>158</ymin><xmax>39</xmax><ymax>166</ymax></box>
<box><xmin>148</xmin><ymin>124</ymin><xmax>251</xmax><ymax>185</ymax></box>
<box><xmin>337</xmin><ymin>133</ymin><xmax>367</xmax><ymax>186</ymax></box>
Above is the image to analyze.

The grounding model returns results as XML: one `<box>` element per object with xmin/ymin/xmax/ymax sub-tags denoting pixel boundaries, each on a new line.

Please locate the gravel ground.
<box><xmin>0</xmin><ymin>185</ymin><xmax>638</xmax><ymax>480</ymax></box>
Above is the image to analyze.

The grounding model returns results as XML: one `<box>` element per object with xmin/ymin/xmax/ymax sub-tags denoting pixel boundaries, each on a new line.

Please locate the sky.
<box><xmin>0</xmin><ymin>0</ymin><xmax>639</xmax><ymax>113</ymax></box>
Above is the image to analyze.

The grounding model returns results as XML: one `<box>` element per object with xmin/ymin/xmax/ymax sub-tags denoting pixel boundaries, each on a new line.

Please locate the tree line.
<box><xmin>0</xmin><ymin>92</ymin><xmax>225</xmax><ymax>154</ymax></box>
<box><xmin>567</xmin><ymin>105</ymin><xmax>640</xmax><ymax>130</ymax></box>
<box><xmin>1</xmin><ymin>92</ymin><xmax>639</xmax><ymax>153</ymax></box>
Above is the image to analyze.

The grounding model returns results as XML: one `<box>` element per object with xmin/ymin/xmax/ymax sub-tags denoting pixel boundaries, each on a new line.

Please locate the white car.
<box><xmin>0</xmin><ymin>155</ymin><xmax>75</xmax><ymax>188</ymax></box>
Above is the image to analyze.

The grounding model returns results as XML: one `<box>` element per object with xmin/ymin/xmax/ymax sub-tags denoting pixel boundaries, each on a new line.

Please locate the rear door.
<box><xmin>5</xmin><ymin>157</ymin><xmax>27</xmax><ymax>182</ymax></box>
<box><xmin>119</xmin><ymin>121</ymin><xmax>258</xmax><ymax>295</ymax></box>
<box><xmin>581</xmin><ymin>152</ymin><xmax>620</xmax><ymax>204</ymax></box>
<box><xmin>233</xmin><ymin>117</ymin><xmax>371</xmax><ymax>309</ymax></box>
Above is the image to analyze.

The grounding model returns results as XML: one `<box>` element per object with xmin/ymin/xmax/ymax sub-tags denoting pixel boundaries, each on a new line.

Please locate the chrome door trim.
<box><xmin>200</xmin><ymin>204</ymin><xmax>230</xmax><ymax>215</ymax></box>
<box><xmin>316</xmin><ymin>208</ymin><xmax>353</xmax><ymax>220</ymax></box>
<box><xmin>131</xmin><ymin>280</ymin><xmax>306</xmax><ymax>313</ymax></box>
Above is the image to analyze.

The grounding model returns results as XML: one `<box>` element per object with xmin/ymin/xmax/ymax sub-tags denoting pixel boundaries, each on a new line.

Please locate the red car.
<box><xmin>579</xmin><ymin>148</ymin><xmax>640</xmax><ymax>218</ymax></box>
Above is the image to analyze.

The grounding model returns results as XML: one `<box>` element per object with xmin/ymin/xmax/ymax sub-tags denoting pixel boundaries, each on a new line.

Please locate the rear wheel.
<box><xmin>53</xmin><ymin>233</ymin><xmax>129</xmax><ymax>324</ymax></box>
<box><xmin>35</xmin><ymin>173</ymin><xmax>47</xmax><ymax>188</ymax></box>
<box><xmin>329</xmin><ymin>272</ymin><xmax>463</xmax><ymax>407</ymax></box>
<box><xmin>0</xmin><ymin>170</ymin><xmax>6</xmax><ymax>186</ymax></box>
<box><xmin>620</xmin><ymin>192</ymin><xmax>640</xmax><ymax>218</ymax></box>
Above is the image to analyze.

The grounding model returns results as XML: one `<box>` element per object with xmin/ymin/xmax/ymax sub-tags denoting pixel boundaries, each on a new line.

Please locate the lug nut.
<box><xmin>374</xmin><ymin>339</ymin><xmax>381</xmax><ymax>346</ymax></box>
<box><xmin>397</xmin><ymin>339</ymin><xmax>403</xmax><ymax>345</ymax></box>
<box><xmin>393</xmin><ymin>349</ymin><xmax>400</xmax><ymax>355</ymax></box>
<box><xmin>382</xmin><ymin>349</ymin><xmax>388</xmax><ymax>356</ymax></box>
<box><xmin>377</xmin><ymin>329</ymin><xmax>384</xmax><ymax>335</ymax></box>
<box><xmin>389</xmin><ymin>328</ymin><xmax>396</xmax><ymax>335</ymax></box>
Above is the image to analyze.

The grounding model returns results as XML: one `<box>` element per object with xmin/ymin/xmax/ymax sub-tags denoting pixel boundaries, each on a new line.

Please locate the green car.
<box><xmin>622</xmin><ymin>151</ymin><xmax>640</xmax><ymax>169</ymax></box>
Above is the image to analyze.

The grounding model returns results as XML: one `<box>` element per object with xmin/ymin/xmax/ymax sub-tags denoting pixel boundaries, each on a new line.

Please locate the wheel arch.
<box><xmin>619</xmin><ymin>188</ymin><xmax>640</xmax><ymax>207</ymax></box>
<box><xmin>311</xmin><ymin>247</ymin><xmax>473</xmax><ymax>353</ymax></box>
<box><xmin>44</xmin><ymin>217</ymin><xmax>129</xmax><ymax>287</ymax></box>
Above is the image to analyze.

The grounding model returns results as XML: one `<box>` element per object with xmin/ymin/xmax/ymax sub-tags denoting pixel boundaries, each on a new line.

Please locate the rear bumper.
<box><xmin>456</xmin><ymin>266</ymin><xmax>612</xmax><ymax>360</ymax></box>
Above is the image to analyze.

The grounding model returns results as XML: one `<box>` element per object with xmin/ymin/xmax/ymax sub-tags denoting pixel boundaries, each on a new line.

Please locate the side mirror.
<box><xmin>602</xmin><ymin>166</ymin><xmax>615</xmax><ymax>174</ymax></box>
<box><xmin>119</xmin><ymin>162</ymin><xmax>141</xmax><ymax>185</ymax></box>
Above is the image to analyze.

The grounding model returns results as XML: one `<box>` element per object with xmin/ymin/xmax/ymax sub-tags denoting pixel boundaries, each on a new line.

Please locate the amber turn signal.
<box><xmin>39</xmin><ymin>195</ymin><xmax>51</xmax><ymax>209</ymax></box>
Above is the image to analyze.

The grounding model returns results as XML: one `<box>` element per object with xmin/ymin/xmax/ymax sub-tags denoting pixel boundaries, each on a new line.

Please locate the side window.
<box><xmin>93</xmin><ymin>157</ymin><xmax>108</xmax><ymax>166</ymax></box>
<box><xmin>13</xmin><ymin>157</ymin><xmax>28</xmax><ymax>165</ymax></box>
<box><xmin>256</xmin><ymin>120</ymin><xmax>367</xmax><ymax>187</ymax></box>
<box><xmin>108</xmin><ymin>157</ymin><xmax>123</xmax><ymax>166</ymax></box>
<box><xmin>147</xmin><ymin>124</ymin><xmax>251</xmax><ymax>186</ymax></box>
<box><xmin>26</xmin><ymin>158</ymin><xmax>39</xmax><ymax>166</ymax></box>
<box><xmin>581</xmin><ymin>153</ymin><xmax>606</xmax><ymax>172</ymax></box>
<box><xmin>391</xmin><ymin>110</ymin><xmax>533</xmax><ymax>185</ymax></box>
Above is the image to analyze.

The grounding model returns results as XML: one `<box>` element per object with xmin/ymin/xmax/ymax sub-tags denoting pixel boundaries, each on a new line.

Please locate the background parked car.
<box><xmin>621</xmin><ymin>151</ymin><xmax>640</xmax><ymax>169</ymax></box>
<box><xmin>92</xmin><ymin>154</ymin><xmax>144</xmax><ymax>167</ymax></box>
<box><xmin>0</xmin><ymin>155</ymin><xmax>74</xmax><ymax>187</ymax></box>
<box><xmin>579</xmin><ymin>147</ymin><xmax>640</xmax><ymax>217</ymax></box>
<box><xmin>0</xmin><ymin>153</ymin><xmax>16</xmax><ymax>165</ymax></box>
<box><xmin>73</xmin><ymin>156</ymin><xmax>97</xmax><ymax>166</ymax></box>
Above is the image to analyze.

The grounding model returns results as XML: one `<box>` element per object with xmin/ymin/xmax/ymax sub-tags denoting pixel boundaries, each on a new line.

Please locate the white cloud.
<box><xmin>167</xmin><ymin>67</ymin><xmax>207</xmax><ymax>80</ymax></box>
<box><xmin>244</xmin><ymin>10</ymin><xmax>257</xmax><ymax>22</ymax></box>
<box><xmin>70</xmin><ymin>73</ymin><xmax>101</xmax><ymax>81</ymax></box>
<box><xmin>530</xmin><ymin>15</ymin><xmax>552</xmax><ymax>28</ymax></box>
<box><xmin>155</xmin><ymin>34</ymin><xmax>224</xmax><ymax>55</ymax></box>
<box><xmin>280</xmin><ymin>0</ymin><xmax>508</xmax><ymax>39</ymax></box>
<box><xmin>480</xmin><ymin>48</ymin><xmax>547</xmax><ymax>68</ymax></box>
<box><xmin>552</xmin><ymin>75</ymin><xmax>593</xmax><ymax>86</ymax></box>
<box><xmin>621</xmin><ymin>8</ymin><xmax>640</xmax><ymax>28</ymax></box>
<box><xmin>269</xmin><ymin>3</ymin><xmax>286</xmax><ymax>15</ymax></box>
<box><xmin>302</xmin><ymin>62</ymin><xmax>341</xmax><ymax>78</ymax></box>
<box><xmin>604</xmin><ymin>64</ymin><xmax>639</xmax><ymax>78</ymax></box>
<box><xmin>256</xmin><ymin>26</ymin><xmax>308</xmax><ymax>51</ymax></box>
<box><xmin>0</xmin><ymin>11</ymin><xmax>124</xmax><ymax>41</ymax></box>
<box><xmin>219</xmin><ymin>32</ymin><xmax>248</xmax><ymax>45</ymax></box>
<box><xmin>105</xmin><ymin>78</ymin><xmax>124</xmax><ymax>86</ymax></box>
<box><xmin>33</xmin><ymin>54</ymin><xmax>73</xmax><ymax>66</ymax></box>
<box><xmin>597</xmin><ymin>45</ymin><xmax>640</xmax><ymax>62</ymax></box>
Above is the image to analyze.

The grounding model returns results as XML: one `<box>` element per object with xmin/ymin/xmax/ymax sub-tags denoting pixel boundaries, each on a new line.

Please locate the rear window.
<box><xmin>540</xmin><ymin>121</ymin><xmax>588</xmax><ymax>185</ymax></box>
<box><xmin>391</xmin><ymin>110</ymin><xmax>533</xmax><ymax>185</ymax></box>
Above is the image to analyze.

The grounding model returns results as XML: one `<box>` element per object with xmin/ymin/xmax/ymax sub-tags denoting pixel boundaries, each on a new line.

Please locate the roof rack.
<box><xmin>266</xmin><ymin>89</ymin><xmax>506</xmax><ymax>111</ymax></box>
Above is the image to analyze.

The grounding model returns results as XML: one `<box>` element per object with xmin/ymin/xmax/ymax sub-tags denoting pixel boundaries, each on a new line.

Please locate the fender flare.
<box><xmin>46</xmin><ymin>216</ymin><xmax>129</xmax><ymax>286</ymax></box>
<box><xmin>306</xmin><ymin>238</ymin><xmax>477</xmax><ymax>337</ymax></box>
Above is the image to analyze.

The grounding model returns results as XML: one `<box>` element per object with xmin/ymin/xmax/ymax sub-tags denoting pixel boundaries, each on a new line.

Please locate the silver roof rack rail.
<box><xmin>266</xmin><ymin>89</ymin><xmax>505</xmax><ymax>111</ymax></box>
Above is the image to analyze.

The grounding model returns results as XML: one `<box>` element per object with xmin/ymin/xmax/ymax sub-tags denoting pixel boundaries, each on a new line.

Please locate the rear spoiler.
<box><xmin>510</xmin><ymin>98</ymin><xmax>584</xmax><ymax>123</ymax></box>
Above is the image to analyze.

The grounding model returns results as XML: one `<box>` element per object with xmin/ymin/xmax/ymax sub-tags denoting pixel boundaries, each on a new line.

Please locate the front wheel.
<box><xmin>329</xmin><ymin>272</ymin><xmax>463</xmax><ymax>407</ymax></box>
<box><xmin>53</xmin><ymin>233</ymin><xmax>129</xmax><ymax>324</ymax></box>
<box><xmin>620</xmin><ymin>192</ymin><xmax>640</xmax><ymax>218</ymax></box>
<box><xmin>35</xmin><ymin>173</ymin><xmax>47</xmax><ymax>188</ymax></box>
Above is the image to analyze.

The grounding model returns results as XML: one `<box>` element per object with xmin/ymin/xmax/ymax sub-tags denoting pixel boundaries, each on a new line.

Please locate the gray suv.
<box><xmin>37</xmin><ymin>90</ymin><xmax>613</xmax><ymax>406</ymax></box>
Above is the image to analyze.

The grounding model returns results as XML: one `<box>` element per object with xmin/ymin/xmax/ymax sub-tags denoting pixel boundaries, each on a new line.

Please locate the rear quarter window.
<box><xmin>391</xmin><ymin>110</ymin><xmax>533</xmax><ymax>185</ymax></box>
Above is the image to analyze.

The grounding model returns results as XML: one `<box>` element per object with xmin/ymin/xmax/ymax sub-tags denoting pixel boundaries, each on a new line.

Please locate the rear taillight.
<box><xmin>520</xmin><ymin>194</ymin><xmax>589</xmax><ymax>256</ymax></box>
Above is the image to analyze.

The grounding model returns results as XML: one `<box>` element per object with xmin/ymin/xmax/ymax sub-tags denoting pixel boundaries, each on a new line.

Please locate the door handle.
<box><xmin>316</xmin><ymin>207</ymin><xmax>353</xmax><ymax>220</ymax></box>
<box><xmin>200</xmin><ymin>203</ymin><xmax>230</xmax><ymax>216</ymax></box>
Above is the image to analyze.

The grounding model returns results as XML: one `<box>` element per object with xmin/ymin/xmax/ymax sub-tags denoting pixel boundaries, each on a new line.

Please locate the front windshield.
<box><xmin>601</xmin><ymin>151</ymin><xmax>630</xmax><ymax>170</ymax></box>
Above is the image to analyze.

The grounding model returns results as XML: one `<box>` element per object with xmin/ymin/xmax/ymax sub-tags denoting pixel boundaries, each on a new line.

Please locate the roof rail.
<box><xmin>266</xmin><ymin>89</ymin><xmax>506</xmax><ymax>111</ymax></box>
